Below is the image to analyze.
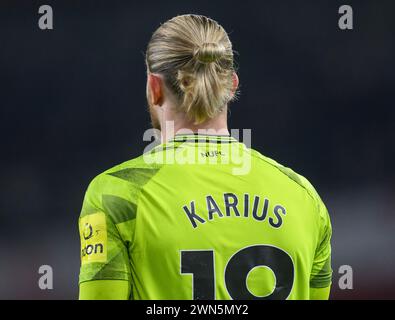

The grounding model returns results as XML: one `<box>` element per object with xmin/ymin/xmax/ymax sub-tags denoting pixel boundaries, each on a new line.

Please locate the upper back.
<box><xmin>79</xmin><ymin>134</ymin><xmax>332</xmax><ymax>299</ymax></box>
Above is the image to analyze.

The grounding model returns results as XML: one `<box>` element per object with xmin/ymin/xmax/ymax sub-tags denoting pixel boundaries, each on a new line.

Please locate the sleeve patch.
<box><xmin>79</xmin><ymin>212</ymin><xmax>108</xmax><ymax>264</ymax></box>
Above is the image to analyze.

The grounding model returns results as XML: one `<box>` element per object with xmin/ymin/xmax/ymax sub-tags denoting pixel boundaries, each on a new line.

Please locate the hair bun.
<box><xmin>194</xmin><ymin>42</ymin><xmax>226</xmax><ymax>64</ymax></box>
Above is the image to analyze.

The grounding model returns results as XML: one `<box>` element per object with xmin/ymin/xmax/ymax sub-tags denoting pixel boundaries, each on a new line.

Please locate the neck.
<box><xmin>160</xmin><ymin>106</ymin><xmax>229</xmax><ymax>143</ymax></box>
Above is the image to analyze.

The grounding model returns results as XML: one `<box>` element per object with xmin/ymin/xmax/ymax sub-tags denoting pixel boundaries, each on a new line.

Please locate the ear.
<box><xmin>231</xmin><ymin>72</ymin><xmax>239</xmax><ymax>95</ymax></box>
<box><xmin>148</xmin><ymin>73</ymin><xmax>164</xmax><ymax>106</ymax></box>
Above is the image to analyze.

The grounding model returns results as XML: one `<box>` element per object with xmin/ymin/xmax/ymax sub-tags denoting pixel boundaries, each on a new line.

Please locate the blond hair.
<box><xmin>146</xmin><ymin>14</ymin><xmax>236</xmax><ymax>124</ymax></box>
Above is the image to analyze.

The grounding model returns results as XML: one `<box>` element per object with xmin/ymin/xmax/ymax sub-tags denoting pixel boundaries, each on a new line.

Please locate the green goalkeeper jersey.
<box><xmin>78</xmin><ymin>134</ymin><xmax>332</xmax><ymax>300</ymax></box>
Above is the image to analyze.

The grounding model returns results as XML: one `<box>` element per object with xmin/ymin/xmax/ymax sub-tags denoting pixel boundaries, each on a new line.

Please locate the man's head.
<box><xmin>145</xmin><ymin>14</ymin><xmax>238</xmax><ymax>132</ymax></box>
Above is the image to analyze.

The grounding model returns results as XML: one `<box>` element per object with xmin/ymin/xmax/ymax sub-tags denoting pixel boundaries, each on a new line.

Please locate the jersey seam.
<box><xmin>129</xmin><ymin>164</ymin><xmax>166</xmax><ymax>254</ymax></box>
<box><xmin>248</xmin><ymin>149</ymin><xmax>324</xmax><ymax>254</ymax></box>
<box><xmin>79</xmin><ymin>276</ymin><xmax>131</xmax><ymax>285</ymax></box>
<box><xmin>248</xmin><ymin>150</ymin><xmax>318</xmax><ymax>204</ymax></box>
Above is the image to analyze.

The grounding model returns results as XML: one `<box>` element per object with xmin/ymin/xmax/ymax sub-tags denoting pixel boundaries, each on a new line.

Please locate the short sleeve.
<box><xmin>78</xmin><ymin>176</ymin><xmax>131</xmax><ymax>284</ymax></box>
<box><xmin>310</xmin><ymin>199</ymin><xmax>332</xmax><ymax>288</ymax></box>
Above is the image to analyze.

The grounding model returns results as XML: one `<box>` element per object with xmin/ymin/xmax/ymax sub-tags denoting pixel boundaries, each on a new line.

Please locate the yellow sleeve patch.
<box><xmin>79</xmin><ymin>212</ymin><xmax>107</xmax><ymax>264</ymax></box>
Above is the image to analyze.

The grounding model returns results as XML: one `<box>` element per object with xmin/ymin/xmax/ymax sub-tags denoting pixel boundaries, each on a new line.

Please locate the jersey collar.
<box><xmin>169</xmin><ymin>133</ymin><xmax>238</xmax><ymax>144</ymax></box>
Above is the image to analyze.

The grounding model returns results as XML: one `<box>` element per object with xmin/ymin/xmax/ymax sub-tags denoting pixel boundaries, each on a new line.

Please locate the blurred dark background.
<box><xmin>0</xmin><ymin>0</ymin><xmax>394</xmax><ymax>299</ymax></box>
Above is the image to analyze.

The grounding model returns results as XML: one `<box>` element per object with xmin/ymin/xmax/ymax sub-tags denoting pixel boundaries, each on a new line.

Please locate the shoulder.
<box><xmin>80</xmin><ymin>154</ymin><xmax>164</xmax><ymax>222</ymax></box>
<box><xmin>82</xmin><ymin>155</ymin><xmax>163</xmax><ymax>213</ymax></box>
<box><xmin>249</xmin><ymin>148</ymin><xmax>330</xmax><ymax>226</ymax></box>
<box><xmin>88</xmin><ymin>154</ymin><xmax>163</xmax><ymax>190</ymax></box>
<box><xmin>249</xmin><ymin>148</ymin><xmax>326</xmax><ymax>210</ymax></box>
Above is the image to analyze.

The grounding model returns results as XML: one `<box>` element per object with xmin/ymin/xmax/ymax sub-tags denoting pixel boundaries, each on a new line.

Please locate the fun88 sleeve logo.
<box><xmin>79</xmin><ymin>212</ymin><xmax>107</xmax><ymax>264</ymax></box>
